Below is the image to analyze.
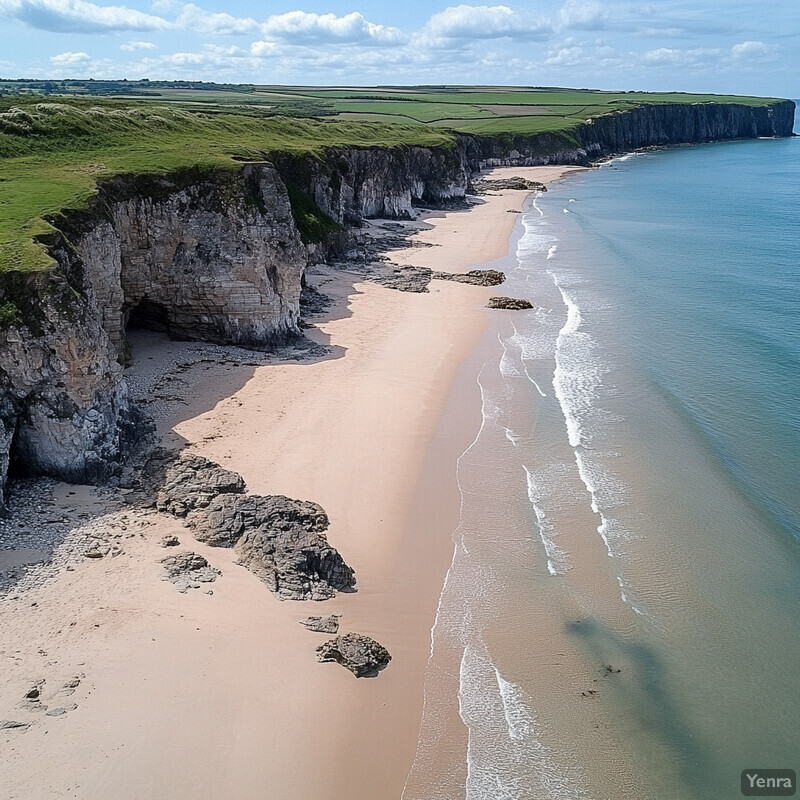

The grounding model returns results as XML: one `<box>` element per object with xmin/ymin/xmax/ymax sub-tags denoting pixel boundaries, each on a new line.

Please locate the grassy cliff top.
<box><xmin>0</xmin><ymin>86</ymin><xmax>788</xmax><ymax>274</ymax></box>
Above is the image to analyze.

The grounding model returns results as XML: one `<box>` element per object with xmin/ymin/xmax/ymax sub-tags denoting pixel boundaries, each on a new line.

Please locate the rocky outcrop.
<box><xmin>161</xmin><ymin>550</ymin><xmax>220</xmax><ymax>593</ymax></box>
<box><xmin>362</xmin><ymin>264</ymin><xmax>506</xmax><ymax>293</ymax></box>
<box><xmin>156</xmin><ymin>454</ymin><xmax>246</xmax><ymax>517</ymax></box>
<box><xmin>316</xmin><ymin>633</ymin><xmax>392</xmax><ymax>677</ymax></box>
<box><xmin>487</xmin><ymin>296</ymin><xmax>534</xmax><ymax>310</ymax></box>
<box><xmin>471</xmin><ymin>176</ymin><xmax>547</xmax><ymax>193</ymax></box>
<box><xmin>300</xmin><ymin>614</ymin><xmax>341</xmax><ymax>633</ymax></box>
<box><xmin>157</xmin><ymin>455</ymin><xmax>355</xmax><ymax>601</ymax></box>
<box><xmin>272</xmin><ymin>146</ymin><xmax>469</xmax><ymax>228</ymax></box>
<box><xmin>0</xmin><ymin>259</ymin><xmax>135</xmax><ymax>502</ymax></box>
<box><xmin>70</xmin><ymin>164</ymin><xmax>307</xmax><ymax>361</ymax></box>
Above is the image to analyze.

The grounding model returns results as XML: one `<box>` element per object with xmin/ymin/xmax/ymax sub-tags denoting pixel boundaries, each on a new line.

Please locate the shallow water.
<box><xmin>404</xmin><ymin>124</ymin><xmax>800</xmax><ymax>799</ymax></box>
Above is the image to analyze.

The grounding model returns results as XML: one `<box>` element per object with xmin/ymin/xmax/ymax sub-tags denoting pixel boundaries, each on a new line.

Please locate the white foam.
<box><xmin>524</xmin><ymin>466</ymin><xmax>570</xmax><ymax>575</ymax></box>
<box><xmin>457</xmin><ymin>646</ymin><xmax>588</xmax><ymax>799</ymax></box>
<box><xmin>546</xmin><ymin>244</ymin><xmax>558</xmax><ymax>260</ymax></box>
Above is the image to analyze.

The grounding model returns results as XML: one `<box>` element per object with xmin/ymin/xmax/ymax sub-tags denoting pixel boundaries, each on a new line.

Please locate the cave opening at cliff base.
<box><xmin>123</xmin><ymin>298</ymin><xmax>173</xmax><ymax>365</ymax></box>
<box><xmin>126</xmin><ymin>298</ymin><xmax>171</xmax><ymax>335</ymax></box>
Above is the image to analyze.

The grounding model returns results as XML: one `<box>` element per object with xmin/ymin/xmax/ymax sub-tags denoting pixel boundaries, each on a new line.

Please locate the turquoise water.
<box><xmin>404</xmin><ymin>120</ymin><xmax>800</xmax><ymax>799</ymax></box>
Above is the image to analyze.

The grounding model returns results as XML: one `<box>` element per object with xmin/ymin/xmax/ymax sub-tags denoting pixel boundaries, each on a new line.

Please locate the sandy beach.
<box><xmin>0</xmin><ymin>165</ymin><xmax>584</xmax><ymax>800</ymax></box>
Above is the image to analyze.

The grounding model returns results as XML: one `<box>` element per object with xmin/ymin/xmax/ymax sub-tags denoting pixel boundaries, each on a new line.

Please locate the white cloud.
<box><xmin>0</xmin><ymin>0</ymin><xmax>171</xmax><ymax>32</ymax></box>
<box><xmin>545</xmin><ymin>44</ymin><xmax>584</xmax><ymax>66</ymax></box>
<box><xmin>422</xmin><ymin>4</ymin><xmax>550</xmax><ymax>42</ymax></box>
<box><xmin>175</xmin><ymin>3</ymin><xmax>258</xmax><ymax>35</ymax></box>
<box><xmin>260</xmin><ymin>10</ymin><xmax>405</xmax><ymax>45</ymax></box>
<box><xmin>121</xmin><ymin>39</ymin><xmax>156</xmax><ymax>50</ymax></box>
<box><xmin>558</xmin><ymin>0</ymin><xmax>610</xmax><ymax>31</ymax></box>
<box><xmin>50</xmin><ymin>49</ymin><xmax>91</xmax><ymax>65</ymax></box>
<box><xmin>731</xmin><ymin>40</ymin><xmax>776</xmax><ymax>60</ymax></box>
<box><xmin>641</xmin><ymin>46</ymin><xmax>720</xmax><ymax>67</ymax></box>
<box><xmin>250</xmin><ymin>40</ymin><xmax>278</xmax><ymax>57</ymax></box>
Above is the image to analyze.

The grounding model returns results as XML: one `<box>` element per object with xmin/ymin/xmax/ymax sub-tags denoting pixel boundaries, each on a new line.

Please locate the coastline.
<box><xmin>0</xmin><ymin>165</ymin><xmax>584</xmax><ymax>799</ymax></box>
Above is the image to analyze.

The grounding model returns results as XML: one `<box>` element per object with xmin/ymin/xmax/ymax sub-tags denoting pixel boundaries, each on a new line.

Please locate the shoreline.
<box><xmin>0</xmin><ymin>165</ymin><xmax>584</xmax><ymax>799</ymax></box>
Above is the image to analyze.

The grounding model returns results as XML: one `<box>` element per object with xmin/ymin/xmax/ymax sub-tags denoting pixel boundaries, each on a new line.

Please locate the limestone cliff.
<box><xmin>475</xmin><ymin>100</ymin><xmax>796</xmax><ymax>166</ymax></box>
<box><xmin>0</xmin><ymin>99</ymin><xmax>794</xmax><ymax>502</ymax></box>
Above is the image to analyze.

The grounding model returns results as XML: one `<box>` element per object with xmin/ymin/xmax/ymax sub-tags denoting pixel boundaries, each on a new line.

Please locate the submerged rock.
<box><xmin>316</xmin><ymin>633</ymin><xmax>392</xmax><ymax>677</ymax></box>
<box><xmin>486</xmin><ymin>296</ymin><xmax>534</xmax><ymax>310</ymax></box>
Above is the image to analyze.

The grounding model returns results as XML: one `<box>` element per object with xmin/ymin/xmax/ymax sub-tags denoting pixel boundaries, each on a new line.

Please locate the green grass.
<box><xmin>0</xmin><ymin>86</ymin><xmax>787</xmax><ymax>275</ymax></box>
<box><xmin>0</xmin><ymin>97</ymin><xmax>453</xmax><ymax>272</ymax></box>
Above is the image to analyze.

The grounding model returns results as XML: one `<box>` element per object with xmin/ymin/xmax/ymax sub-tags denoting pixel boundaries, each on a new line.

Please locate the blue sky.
<box><xmin>0</xmin><ymin>0</ymin><xmax>797</xmax><ymax>96</ymax></box>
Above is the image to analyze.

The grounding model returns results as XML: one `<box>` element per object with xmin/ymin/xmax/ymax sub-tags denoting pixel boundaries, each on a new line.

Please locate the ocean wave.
<box><xmin>524</xmin><ymin>465</ymin><xmax>571</xmax><ymax>575</ymax></box>
<box><xmin>458</xmin><ymin>646</ymin><xmax>588</xmax><ymax>800</ymax></box>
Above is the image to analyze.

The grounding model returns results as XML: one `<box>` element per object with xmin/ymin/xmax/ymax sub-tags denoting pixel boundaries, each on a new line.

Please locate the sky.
<box><xmin>0</xmin><ymin>0</ymin><xmax>797</xmax><ymax>96</ymax></box>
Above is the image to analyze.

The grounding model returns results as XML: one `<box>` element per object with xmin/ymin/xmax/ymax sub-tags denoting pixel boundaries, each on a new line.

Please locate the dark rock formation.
<box><xmin>436</xmin><ymin>269</ymin><xmax>506</xmax><ymax>287</ymax></box>
<box><xmin>201</xmin><ymin>494</ymin><xmax>353</xmax><ymax>601</ymax></box>
<box><xmin>363</xmin><ymin>264</ymin><xmax>506</xmax><ymax>293</ymax></box>
<box><xmin>316</xmin><ymin>633</ymin><xmax>392</xmax><ymax>677</ymax></box>
<box><xmin>157</xmin><ymin>455</ymin><xmax>355</xmax><ymax>601</ymax></box>
<box><xmin>161</xmin><ymin>550</ymin><xmax>220</xmax><ymax>593</ymax></box>
<box><xmin>156</xmin><ymin>454</ymin><xmax>246</xmax><ymax>517</ymax></box>
<box><xmin>471</xmin><ymin>176</ymin><xmax>546</xmax><ymax>193</ymax></box>
<box><xmin>300</xmin><ymin>614</ymin><xmax>341</xmax><ymax>634</ymax></box>
<box><xmin>486</xmin><ymin>296</ymin><xmax>534</xmax><ymax>310</ymax></box>
<box><xmin>0</xmin><ymin>720</ymin><xmax>31</xmax><ymax>730</ymax></box>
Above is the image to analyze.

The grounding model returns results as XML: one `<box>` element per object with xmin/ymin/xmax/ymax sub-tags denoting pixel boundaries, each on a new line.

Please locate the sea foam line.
<box><xmin>524</xmin><ymin>466</ymin><xmax>570</xmax><ymax>575</ymax></box>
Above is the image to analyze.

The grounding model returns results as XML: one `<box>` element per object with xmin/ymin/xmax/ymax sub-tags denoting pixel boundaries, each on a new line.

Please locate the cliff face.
<box><xmin>72</xmin><ymin>163</ymin><xmax>306</xmax><ymax>362</ymax></box>
<box><xmin>474</xmin><ymin>100</ymin><xmax>796</xmax><ymax>166</ymax></box>
<box><xmin>0</xmin><ymin>99</ymin><xmax>794</xmax><ymax>501</ymax></box>
<box><xmin>0</xmin><ymin>260</ymin><xmax>132</xmax><ymax>493</ymax></box>
<box><xmin>272</xmin><ymin>145</ymin><xmax>469</xmax><ymax>224</ymax></box>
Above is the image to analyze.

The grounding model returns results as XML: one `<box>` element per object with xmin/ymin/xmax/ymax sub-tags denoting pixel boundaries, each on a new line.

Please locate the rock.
<box><xmin>156</xmin><ymin>455</ymin><xmax>245</xmax><ymax>517</ymax></box>
<box><xmin>316</xmin><ymin>633</ymin><xmax>392</xmax><ymax>678</ymax></box>
<box><xmin>160</xmin><ymin>535</ymin><xmax>180</xmax><ymax>548</ymax></box>
<box><xmin>45</xmin><ymin>703</ymin><xmax>77</xmax><ymax>717</ymax></box>
<box><xmin>486</xmin><ymin>296</ymin><xmax>534</xmax><ymax>310</ymax></box>
<box><xmin>300</xmin><ymin>614</ymin><xmax>341</xmax><ymax>634</ymax></box>
<box><xmin>161</xmin><ymin>551</ymin><xmax>221</xmax><ymax>593</ymax></box>
<box><xmin>471</xmin><ymin>176</ymin><xmax>547</xmax><ymax>193</ymax></box>
<box><xmin>433</xmin><ymin>269</ymin><xmax>506</xmax><ymax>287</ymax></box>
<box><xmin>0</xmin><ymin>720</ymin><xmax>30</xmax><ymax>730</ymax></box>
<box><xmin>85</xmin><ymin>548</ymin><xmax>104</xmax><ymax>559</ymax></box>
<box><xmin>157</xmin><ymin>456</ymin><xmax>355</xmax><ymax>601</ymax></box>
<box><xmin>231</xmin><ymin>497</ymin><xmax>355</xmax><ymax>601</ymax></box>
<box><xmin>25</xmin><ymin>686</ymin><xmax>40</xmax><ymax>700</ymax></box>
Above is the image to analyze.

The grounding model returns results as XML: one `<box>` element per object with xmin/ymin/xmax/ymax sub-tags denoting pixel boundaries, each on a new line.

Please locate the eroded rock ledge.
<box><xmin>155</xmin><ymin>454</ymin><xmax>355</xmax><ymax>601</ymax></box>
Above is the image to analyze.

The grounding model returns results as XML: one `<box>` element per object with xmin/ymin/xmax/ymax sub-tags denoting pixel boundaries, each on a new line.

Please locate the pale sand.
<box><xmin>0</xmin><ymin>165</ymin><xmax>584</xmax><ymax>800</ymax></box>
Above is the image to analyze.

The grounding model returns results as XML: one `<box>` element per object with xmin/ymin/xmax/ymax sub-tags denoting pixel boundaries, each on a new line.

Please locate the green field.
<box><xmin>0</xmin><ymin>84</ymin><xmax>786</xmax><ymax>275</ymax></box>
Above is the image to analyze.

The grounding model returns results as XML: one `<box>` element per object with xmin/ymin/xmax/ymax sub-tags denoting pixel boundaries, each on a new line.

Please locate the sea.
<box><xmin>402</xmin><ymin>111</ymin><xmax>800</xmax><ymax>800</ymax></box>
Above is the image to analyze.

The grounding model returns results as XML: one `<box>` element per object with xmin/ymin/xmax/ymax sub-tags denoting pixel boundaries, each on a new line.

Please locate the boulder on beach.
<box><xmin>300</xmin><ymin>614</ymin><xmax>341</xmax><ymax>634</ymax></box>
<box><xmin>316</xmin><ymin>633</ymin><xmax>392</xmax><ymax>677</ymax></box>
<box><xmin>486</xmin><ymin>296</ymin><xmax>534</xmax><ymax>310</ymax></box>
